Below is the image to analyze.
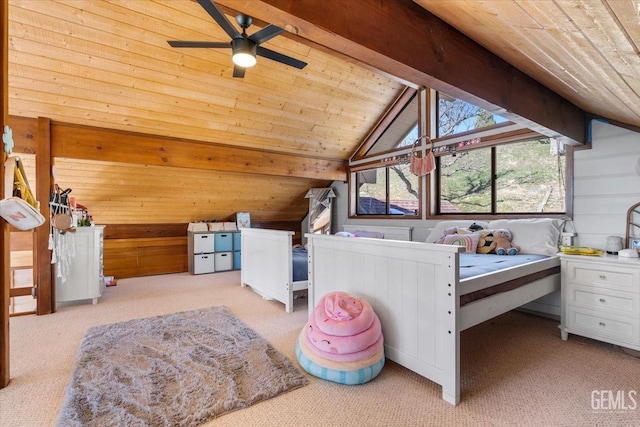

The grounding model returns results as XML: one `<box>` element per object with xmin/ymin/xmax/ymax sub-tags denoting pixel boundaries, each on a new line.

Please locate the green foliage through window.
<box><xmin>439</xmin><ymin>138</ymin><xmax>566</xmax><ymax>214</ymax></box>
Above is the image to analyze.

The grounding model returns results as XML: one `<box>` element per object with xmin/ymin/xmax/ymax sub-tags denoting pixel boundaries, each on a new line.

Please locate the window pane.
<box><xmin>440</xmin><ymin>147</ymin><xmax>492</xmax><ymax>213</ymax></box>
<box><xmin>357</xmin><ymin>168</ymin><xmax>387</xmax><ymax>215</ymax></box>
<box><xmin>389</xmin><ymin>163</ymin><xmax>419</xmax><ymax>215</ymax></box>
<box><xmin>437</xmin><ymin>93</ymin><xmax>507</xmax><ymax>137</ymax></box>
<box><xmin>496</xmin><ymin>139</ymin><xmax>566</xmax><ymax>213</ymax></box>
<box><xmin>366</xmin><ymin>94</ymin><xmax>418</xmax><ymax>156</ymax></box>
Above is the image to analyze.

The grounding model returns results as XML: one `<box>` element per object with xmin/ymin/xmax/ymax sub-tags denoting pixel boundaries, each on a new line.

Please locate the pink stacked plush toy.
<box><xmin>296</xmin><ymin>291</ymin><xmax>384</xmax><ymax>384</ymax></box>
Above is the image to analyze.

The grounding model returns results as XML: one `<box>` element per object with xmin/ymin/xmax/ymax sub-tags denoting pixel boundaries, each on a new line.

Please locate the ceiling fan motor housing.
<box><xmin>232</xmin><ymin>37</ymin><xmax>257</xmax><ymax>67</ymax></box>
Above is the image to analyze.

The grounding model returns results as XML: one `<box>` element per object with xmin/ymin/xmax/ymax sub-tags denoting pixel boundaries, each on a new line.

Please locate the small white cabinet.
<box><xmin>560</xmin><ymin>254</ymin><xmax>640</xmax><ymax>351</ymax></box>
<box><xmin>55</xmin><ymin>225</ymin><xmax>105</xmax><ymax>305</ymax></box>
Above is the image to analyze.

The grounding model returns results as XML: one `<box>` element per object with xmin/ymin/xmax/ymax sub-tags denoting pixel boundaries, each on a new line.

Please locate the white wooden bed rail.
<box><xmin>307</xmin><ymin>235</ymin><xmax>462</xmax><ymax>404</ymax></box>
<box><xmin>306</xmin><ymin>234</ymin><xmax>560</xmax><ymax>405</ymax></box>
<box><xmin>241</xmin><ymin>228</ymin><xmax>305</xmax><ymax>313</ymax></box>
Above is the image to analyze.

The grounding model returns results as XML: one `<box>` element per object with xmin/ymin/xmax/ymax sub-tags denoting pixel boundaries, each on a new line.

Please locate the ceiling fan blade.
<box><xmin>167</xmin><ymin>41</ymin><xmax>230</xmax><ymax>48</ymax></box>
<box><xmin>197</xmin><ymin>0</ymin><xmax>240</xmax><ymax>39</ymax></box>
<box><xmin>233</xmin><ymin>65</ymin><xmax>246</xmax><ymax>78</ymax></box>
<box><xmin>257</xmin><ymin>46</ymin><xmax>307</xmax><ymax>69</ymax></box>
<box><xmin>248</xmin><ymin>25</ymin><xmax>285</xmax><ymax>45</ymax></box>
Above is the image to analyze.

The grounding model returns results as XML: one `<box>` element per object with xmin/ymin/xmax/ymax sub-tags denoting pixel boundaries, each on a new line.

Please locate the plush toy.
<box><xmin>476</xmin><ymin>230</ymin><xmax>495</xmax><ymax>254</ymax></box>
<box><xmin>489</xmin><ymin>229</ymin><xmax>520</xmax><ymax>255</ymax></box>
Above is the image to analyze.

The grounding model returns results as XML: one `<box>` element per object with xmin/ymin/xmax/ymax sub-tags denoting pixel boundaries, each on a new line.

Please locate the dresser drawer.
<box><xmin>566</xmin><ymin>307</ymin><xmax>640</xmax><ymax>346</ymax></box>
<box><xmin>569</xmin><ymin>284</ymin><xmax>640</xmax><ymax>318</ymax></box>
<box><xmin>566</xmin><ymin>262</ymin><xmax>639</xmax><ymax>293</ymax></box>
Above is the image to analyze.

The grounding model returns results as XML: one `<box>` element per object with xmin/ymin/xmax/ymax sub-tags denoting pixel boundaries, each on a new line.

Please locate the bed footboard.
<box><xmin>306</xmin><ymin>234</ymin><xmax>464</xmax><ymax>404</ymax></box>
<box><xmin>241</xmin><ymin>228</ymin><xmax>301</xmax><ymax>313</ymax></box>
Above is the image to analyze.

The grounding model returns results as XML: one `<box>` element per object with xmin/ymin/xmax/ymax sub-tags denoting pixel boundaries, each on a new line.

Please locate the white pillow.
<box><xmin>487</xmin><ymin>218</ymin><xmax>564</xmax><ymax>256</ymax></box>
<box><xmin>425</xmin><ymin>220</ymin><xmax>489</xmax><ymax>243</ymax></box>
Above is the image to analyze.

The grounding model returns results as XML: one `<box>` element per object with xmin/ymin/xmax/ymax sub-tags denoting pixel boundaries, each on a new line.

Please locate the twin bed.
<box><xmin>241</xmin><ymin>220</ymin><xmax>563</xmax><ymax>405</ymax></box>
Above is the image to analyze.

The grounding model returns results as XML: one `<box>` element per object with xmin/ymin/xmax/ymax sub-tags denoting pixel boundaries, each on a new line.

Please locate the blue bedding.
<box><xmin>459</xmin><ymin>253</ymin><xmax>549</xmax><ymax>280</ymax></box>
<box><xmin>292</xmin><ymin>247</ymin><xmax>308</xmax><ymax>282</ymax></box>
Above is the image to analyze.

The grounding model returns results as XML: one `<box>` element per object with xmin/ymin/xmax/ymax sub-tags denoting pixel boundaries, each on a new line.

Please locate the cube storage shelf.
<box><xmin>188</xmin><ymin>230</ymin><xmax>241</xmax><ymax>275</ymax></box>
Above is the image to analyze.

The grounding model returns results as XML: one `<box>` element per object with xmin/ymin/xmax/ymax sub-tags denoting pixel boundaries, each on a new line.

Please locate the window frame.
<box><xmin>432</xmin><ymin>138</ymin><xmax>571</xmax><ymax>218</ymax></box>
<box><xmin>348</xmin><ymin>88</ymin><xmax>573</xmax><ymax>220</ymax></box>
<box><xmin>349</xmin><ymin>159</ymin><xmax>422</xmax><ymax>219</ymax></box>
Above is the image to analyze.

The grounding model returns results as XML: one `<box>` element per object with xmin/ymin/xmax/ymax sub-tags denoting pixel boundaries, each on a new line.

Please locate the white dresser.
<box><xmin>55</xmin><ymin>225</ymin><xmax>105</xmax><ymax>305</ymax></box>
<box><xmin>560</xmin><ymin>254</ymin><xmax>640</xmax><ymax>351</ymax></box>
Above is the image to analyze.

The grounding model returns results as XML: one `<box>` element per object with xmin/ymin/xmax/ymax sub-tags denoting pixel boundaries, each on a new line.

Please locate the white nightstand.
<box><xmin>560</xmin><ymin>254</ymin><xmax>640</xmax><ymax>351</ymax></box>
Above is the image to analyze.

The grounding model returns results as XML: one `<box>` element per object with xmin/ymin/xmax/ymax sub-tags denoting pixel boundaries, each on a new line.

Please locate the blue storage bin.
<box><xmin>233</xmin><ymin>231</ymin><xmax>241</xmax><ymax>250</ymax></box>
<box><xmin>234</xmin><ymin>251</ymin><xmax>241</xmax><ymax>269</ymax></box>
<box><xmin>214</xmin><ymin>233</ymin><xmax>233</xmax><ymax>251</ymax></box>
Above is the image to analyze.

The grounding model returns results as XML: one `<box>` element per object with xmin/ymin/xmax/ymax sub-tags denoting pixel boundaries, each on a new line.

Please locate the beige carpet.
<box><xmin>2</xmin><ymin>271</ymin><xmax>639</xmax><ymax>426</ymax></box>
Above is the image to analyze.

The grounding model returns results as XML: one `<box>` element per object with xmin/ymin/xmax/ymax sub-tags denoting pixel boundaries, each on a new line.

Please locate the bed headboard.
<box><xmin>342</xmin><ymin>225</ymin><xmax>412</xmax><ymax>241</ymax></box>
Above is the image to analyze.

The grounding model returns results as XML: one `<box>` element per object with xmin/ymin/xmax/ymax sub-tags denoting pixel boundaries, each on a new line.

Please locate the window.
<box><xmin>438</xmin><ymin>138</ymin><xmax>566</xmax><ymax>214</ymax></box>
<box><xmin>364</xmin><ymin>93</ymin><xmax>418</xmax><ymax>156</ymax></box>
<box><xmin>355</xmin><ymin>162</ymin><xmax>419</xmax><ymax>216</ymax></box>
<box><xmin>437</xmin><ymin>92</ymin><xmax>508</xmax><ymax>137</ymax></box>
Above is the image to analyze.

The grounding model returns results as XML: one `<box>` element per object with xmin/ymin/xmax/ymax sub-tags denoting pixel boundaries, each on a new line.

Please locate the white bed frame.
<box><xmin>306</xmin><ymin>233</ymin><xmax>560</xmax><ymax>405</ymax></box>
<box><xmin>240</xmin><ymin>228</ymin><xmax>308</xmax><ymax>313</ymax></box>
<box><xmin>240</xmin><ymin>225</ymin><xmax>413</xmax><ymax>313</ymax></box>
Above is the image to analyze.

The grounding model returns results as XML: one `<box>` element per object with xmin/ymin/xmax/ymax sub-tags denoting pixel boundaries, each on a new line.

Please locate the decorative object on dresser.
<box><xmin>55</xmin><ymin>225</ymin><xmax>106</xmax><ymax>305</ymax></box>
<box><xmin>605</xmin><ymin>236</ymin><xmax>624</xmax><ymax>255</ymax></box>
<box><xmin>187</xmin><ymin>230</ymin><xmax>240</xmax><ymax>274</ymax></box>
<box><xmin>626</xmin><ymin>201</ymin><xmax>640</xmax><ymax>253</ymax></box>
<box><xmin>560</xmin><ymin>254</ymin><xmax>640</xmax><ymax>352</ymax></box>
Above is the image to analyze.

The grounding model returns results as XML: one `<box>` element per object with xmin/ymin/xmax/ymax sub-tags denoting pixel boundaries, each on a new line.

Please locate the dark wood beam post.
<box><xmin>219</xmin><ymin>0</ymin><xmax>586</xmax><ymax>145</ymax></box>
<box><xmin>36</xmin><ymin>117</ymin><xmax>53</xmax><ymax>315</ymax></box>
<box><xmin>1</xmin><ymin>0</ymin><xmax>11</xmax><ymax>389</ymax></box>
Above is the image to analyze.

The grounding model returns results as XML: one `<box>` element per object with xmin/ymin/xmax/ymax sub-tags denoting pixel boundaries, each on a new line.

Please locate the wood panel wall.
<box><xmin>8</xmin><ymin>116</ymin><xmax>331</xmax><ymax>279</ymax></box>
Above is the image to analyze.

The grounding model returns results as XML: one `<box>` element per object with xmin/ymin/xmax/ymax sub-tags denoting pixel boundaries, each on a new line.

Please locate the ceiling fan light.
<box><xmin>232</xmin><ymin>38</ymin><xmax>257</xmax><ymax>68</ymax></box>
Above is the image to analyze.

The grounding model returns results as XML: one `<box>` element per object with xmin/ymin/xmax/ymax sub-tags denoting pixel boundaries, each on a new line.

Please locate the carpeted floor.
<box><xmin>2</xmin><ymin>271</ymin><xmax>639</xmax><ymax>426</ymax></box>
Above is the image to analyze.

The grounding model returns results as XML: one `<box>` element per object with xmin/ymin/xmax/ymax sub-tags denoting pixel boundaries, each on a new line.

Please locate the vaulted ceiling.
<box><xmin>417</xmin><ymin>0</ymin><xmax>640</xmax><ymax>131</ymax></box>
<box><xmin>7</xmin><ymin>0</ymin><xmax>640</xmax><ymax>163</ymax></box>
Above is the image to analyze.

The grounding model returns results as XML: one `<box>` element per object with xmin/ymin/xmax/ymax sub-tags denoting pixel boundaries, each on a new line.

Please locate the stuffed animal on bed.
<box><xmin>476</xmin><ymin>230</ymin><xmax>495</xmax><ymax>254</ymax></box>
<box><xmin>489</xmin><ymin>229</ymin><xmax>520</xmax><ymax>255</ymax></box>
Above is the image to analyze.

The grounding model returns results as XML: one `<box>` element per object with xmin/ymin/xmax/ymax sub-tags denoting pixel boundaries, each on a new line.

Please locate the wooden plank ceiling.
<box><xmin>415</xmin><ymin>0</ymin><xmax>640</xmax><ymax>129</ymax></box>
<box><xmin>8</xmin><ymin>0</ymin><xmax>404</xmax><ymax>161</ymax></box>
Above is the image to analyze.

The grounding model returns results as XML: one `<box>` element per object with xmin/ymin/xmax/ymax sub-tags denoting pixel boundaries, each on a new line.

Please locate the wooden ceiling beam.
<box><xmin>218</xmin><ymin>0</ymin><xmax>587</xmax><ymax>145</ymax></box>
<box><xmin>8</xmin><ymin>117</ymin><xmax>346</xmax><ymax>182</ymax></box>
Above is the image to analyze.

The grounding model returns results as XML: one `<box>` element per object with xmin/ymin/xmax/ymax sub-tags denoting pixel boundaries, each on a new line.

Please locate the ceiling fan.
<box><xmin>168</xmin><ymin>0</ymin><xmax>307</xmax><ymax>78</ymax></box>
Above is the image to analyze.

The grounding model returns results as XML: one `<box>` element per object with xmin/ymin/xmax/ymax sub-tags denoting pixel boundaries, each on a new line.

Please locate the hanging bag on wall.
<box><xmin>0</xmin><ymin>156</ymin><xmax>46</xmax><ymax>230</ymax></box>
<box><xmin>409</xmin><ymin>137</ymin><xmax>436</xmax><ymax>176</ymax></box>
<box><xmin>50</xmin><ymin>184</ymin><xmax>75</xmax><ymax>232</ymax></box>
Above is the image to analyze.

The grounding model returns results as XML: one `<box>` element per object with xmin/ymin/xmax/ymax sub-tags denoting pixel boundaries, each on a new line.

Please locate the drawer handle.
<box><xmin>599</xmin><ymin>322</ymin><xmax>606</xmax><ymax>327</ymax></box>
<box><xmin>598</xmin><ymin>274</ymin><xmax>606</xmax><ymax>280</ymax></box>
<box><xmin>599</xmin><ymin>298</ymin><xmax>606</xmax><ymax>303</ymax></box>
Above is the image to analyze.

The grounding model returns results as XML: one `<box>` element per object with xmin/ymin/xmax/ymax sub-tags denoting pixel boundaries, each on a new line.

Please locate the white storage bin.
<box><xmin>193</xmin><ymin>254</ymin><xmax>216</xmax><ymax>274</ymax></box>
<box><xmin>214</xmin><ymin>252</ymin><xmax>233</xmax><ymax>271</ymax></box>
<box><xmin>193</xmin><ymin>233</ymin><xmax>215</xmax><ymax>254</ymax></box>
